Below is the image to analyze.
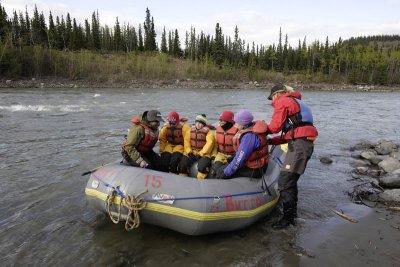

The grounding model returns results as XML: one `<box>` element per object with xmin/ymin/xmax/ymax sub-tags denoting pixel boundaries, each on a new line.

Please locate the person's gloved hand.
<box><xmin>216</xmin><ymin>167</ymin><xmax>227</xmax><ymax>179</ymax></box>
<box><xmin>139</xmin><ymin>160</ymin><xmax>149</xmax><ymax>168</ymax></box>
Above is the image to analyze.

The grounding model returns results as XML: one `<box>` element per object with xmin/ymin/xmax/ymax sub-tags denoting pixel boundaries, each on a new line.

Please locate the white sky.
<box><xmin>2</xmin><ymin>0</ymin><xmax>400</xmax><ymax>47</ymax></box>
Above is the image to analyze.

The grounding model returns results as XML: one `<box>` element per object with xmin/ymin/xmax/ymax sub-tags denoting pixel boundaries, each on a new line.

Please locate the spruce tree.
<box><xmin>138</xmin><ymin>24</ymin><xmax>144</xmax><ymax>51</ymax></box>
<box><xmin>114</xmin><ymin>17</ymin><xmax>123</xmax><ymax>51</ymax></box>
<box><xmin>48</xmin><ymin>12</ymin><xmax>57</xmax><ymax>49</ymax></box>
<box><xmin>173</xmin><ymin>29</ymin><xmax>181</xmax><ymax>57</ymax></box>
<box><xmin>212</xmin><ymin>23</ymin><xmax>224</xmax><ymax>67</ymax></box>
<box><xmin>84</xmin><ymin>19</ymin><xmax>92</xmax><ymax>49</ymax></box>
<box><xmin>0</xmin><ymin>3</ymin><xmax>9</xmax><ymax>42</ymax></box>
<box><xmin>91</xmin><ymin>11</ymin><xmax>101</xmax><ymax>50</ymax></box>
<box><xmin>160</xmin><ymin>26</ymin><xmax>167</xmax><ymax>53</ymax></box>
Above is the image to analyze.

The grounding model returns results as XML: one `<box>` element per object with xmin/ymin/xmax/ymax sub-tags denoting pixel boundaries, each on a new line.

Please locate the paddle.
<box><xmin>81</xmin><ymin>159</ymin><xmax>123</xmax><ymax>176</ymax></box>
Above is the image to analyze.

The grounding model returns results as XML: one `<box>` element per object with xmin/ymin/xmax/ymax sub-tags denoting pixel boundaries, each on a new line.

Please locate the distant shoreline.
<box><xmin>1</xmin><ymin>78</ymin><xmax>400</xmax><ymax>92</ymax></box>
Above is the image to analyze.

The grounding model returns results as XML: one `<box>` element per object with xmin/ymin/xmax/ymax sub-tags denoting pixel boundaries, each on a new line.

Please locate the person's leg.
<box><xmin>178</xmin><ymin>155</ymin><xmax>191</xmax><ymax>176</ymax></box>
<box><xmin>170</xmin><ymin>152</ymin><xmax>183</xmax><ymax>174</ymax></box>
<box><xmin>273</xmin><ymin>171</ymin><xmax>299</xmax><ymax>228</ymax></box>
<box><xmin>197</xmin><ymin>156</ymin><xmax>211</xmax><ymax>179</ymax></box>
<box><xmin>145</xmin><ymin>150</ymin><xmax>164</xmax><ymax>171</ymax></box>
<box><xmin>121</xmin><ymin>150</ymin><xmax>140</xmax><ymax>167</ymax></box>
<box><xmin>160</xmin><ymin>152</ymin><xmax>172</xmax><ymax>172</ymax></box>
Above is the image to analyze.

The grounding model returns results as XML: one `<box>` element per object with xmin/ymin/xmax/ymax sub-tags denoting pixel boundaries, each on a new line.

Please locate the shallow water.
<box><xmin>0</xmin><ymin>88</ymin><xmax>399</xmax><ymax>265</ymax></box>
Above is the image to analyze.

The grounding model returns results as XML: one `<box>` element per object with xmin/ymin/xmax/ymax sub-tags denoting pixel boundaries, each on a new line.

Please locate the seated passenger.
<box><xmin>159</xmin><ymin>111</ymin><xmax>190</xmax><ymax>173</ymax></box>
<box><xmin>215</xmin><ymin>109</ymin><xmax>269</xmax><ymax>179</ymax></box>
<box><xmin>210</xmin><ymin>110</ymin><xmax>238</xmax><ymax>178</ymax></box>
<box><xmin>121</xmin><ymin>110</ymin><xmax>165</xmax><ymax>171</ymax></box>
<box><xmin>178</xmin><ymin>114</ymin><xmax>215</xmax><ymax>179</ymax></box>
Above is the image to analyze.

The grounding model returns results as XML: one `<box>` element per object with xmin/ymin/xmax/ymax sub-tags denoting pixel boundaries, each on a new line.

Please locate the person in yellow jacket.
<box><xmin>177</xmin><ymin>114</ymin><xmax>215</xmax><ymax>179</ymax></box>
<box><xmin>159</xmin><ymin>111</ymin><xmax>190</xmax><ymax>173</ymax></box>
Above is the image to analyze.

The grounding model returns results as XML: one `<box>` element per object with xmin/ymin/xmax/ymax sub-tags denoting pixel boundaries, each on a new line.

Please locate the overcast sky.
<box><xmin>2</xmin><ymin>0</ymin><xmax>400</xmax><ymax>46</ymax></box>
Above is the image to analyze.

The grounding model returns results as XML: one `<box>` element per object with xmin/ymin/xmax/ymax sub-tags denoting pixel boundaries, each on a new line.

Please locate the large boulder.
<box><xmin>375</xmin><ymin>140</ymin><xmax>398</xmax><ymax>155</ymax></box>
<box><xmin>378</xmin><ymin>157</ymin><xmax>400</xmax><ymax>173</ymax></box>
<box><xmin>369</xmin><ymin>155</ymin><xmax>387</xmax><ymax>165</ymax></box>
<box><xmin>360</xmin><ymin>150</ymin><xmax>377</xmax><ymax>161</ymax></box>
<box><xmin>350</xmin><ymin>159</ymin><xmax>371</xmax><ymax>168</ymax></box>
<box><xmin>379</xmin><ymin>172</ymin><xmax>400</xmax><ymax>188</ymax></box>
<box><xmin>379</xmin><ymin>189</ymin><xmax>400</xmax><ymax>203</ymax></box>
<box><xmin>390</xmin><ymin>150</ymin><xmax>400</xmax><ymax>160</ymax></box>
<box><xmin>349</xmin><ymin>140</ymin><xmax>376</xmax><ymax>151</ymax></box>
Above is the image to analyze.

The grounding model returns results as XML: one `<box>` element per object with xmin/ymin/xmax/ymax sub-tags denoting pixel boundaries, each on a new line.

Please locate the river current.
<box><xmin>0</xmin><ymin>88</ymin><xmax>399</xmax><ymax>265</ymax></box>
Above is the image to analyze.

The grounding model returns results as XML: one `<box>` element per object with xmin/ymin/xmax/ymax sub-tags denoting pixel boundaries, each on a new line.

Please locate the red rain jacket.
<box><xmin>267</xmin><ymin>91</ymin><xmax>318</xmax><ymax>145</ymax></box>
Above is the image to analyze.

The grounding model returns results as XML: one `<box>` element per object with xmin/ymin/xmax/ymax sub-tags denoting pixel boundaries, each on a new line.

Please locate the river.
<box><xmin>0</xmin><ymin>88</ymin><xmax>399</xmax><ymax>266</ymax></box>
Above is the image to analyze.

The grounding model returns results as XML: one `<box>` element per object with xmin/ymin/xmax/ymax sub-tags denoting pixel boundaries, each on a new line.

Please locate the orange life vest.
<box><xmin>136</xmin><ymin>123</ymin><xmax>159</xmax><ymax>153</ymax></box>
<box><xmin>232</xmin><ymin>121</ymin><xmax>269</xmax><ymax>169</ymax></box>
<box><xmin>215</xmin><ymin>125</ymin><xmax>238</xmax><ymax>155</ymax></box>
<box><xmin>190</xmin><ymin>125</ymin><xmax>209</xmax><ymax>150</ymax></box>
<box><xmin>165</xmin><ymin>123</ymin><xmax>184</xmax><ymax>145</ymax></box>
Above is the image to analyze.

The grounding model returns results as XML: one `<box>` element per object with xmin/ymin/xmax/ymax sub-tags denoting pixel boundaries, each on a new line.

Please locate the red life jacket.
<box><xmin>232</xmin><ymin>121</ymin><xmax>269</xmax><ymax>169</ymax></box>
<box><xmin>215</xmin><ymin>125</ymin><xmax>238</xmax><ymax>155</ymax></box>
<box><xmin>137</xmin><ymin>123</ymin><xmax>159</xmax><ymax>154</ymax></box>
<box><xmin>166</xmin><ymin>122</ymin><xmax>184</xmax><ymax>145</ymax></box>
<box><xmin>190</xmin><ymin>125</ymin><xmax>209</xmax><ymax>150</ymax></box>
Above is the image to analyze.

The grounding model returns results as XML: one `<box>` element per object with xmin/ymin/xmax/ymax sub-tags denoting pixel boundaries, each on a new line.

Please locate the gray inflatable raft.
<box><xmin>85</xmin><ymin>144</ymin><xmax>287</xmax><ymax>235</ymax></box>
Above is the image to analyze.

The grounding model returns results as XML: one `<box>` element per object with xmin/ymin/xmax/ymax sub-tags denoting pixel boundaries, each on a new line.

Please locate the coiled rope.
<box><xmin>106</xmin><ymin>189</ymin><xmax>148</xmax><ymax>231</ymax></box>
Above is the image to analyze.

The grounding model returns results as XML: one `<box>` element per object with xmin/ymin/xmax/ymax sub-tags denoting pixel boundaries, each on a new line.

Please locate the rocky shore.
<box><xmin>1</xmin><ymin>77</ymin><xmax>400</xmax><ymax>91</ymax></box>
<box><xmin>341</xmin><ymin>140</ymin><xmax>400</xmax><ymax>206</ymax></box>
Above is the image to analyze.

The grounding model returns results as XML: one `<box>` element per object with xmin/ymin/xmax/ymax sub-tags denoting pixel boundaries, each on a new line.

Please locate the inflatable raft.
<box><xmin>85</xmin><ymin>145</ymin><xmax>287</xmax><ymax>235</ymax></box>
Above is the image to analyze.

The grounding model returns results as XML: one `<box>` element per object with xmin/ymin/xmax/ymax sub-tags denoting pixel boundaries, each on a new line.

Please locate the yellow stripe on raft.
<box><xmin>85</xmin><ymin>188</ymin><xmax>278</xmax><ymax>221</ymax></box>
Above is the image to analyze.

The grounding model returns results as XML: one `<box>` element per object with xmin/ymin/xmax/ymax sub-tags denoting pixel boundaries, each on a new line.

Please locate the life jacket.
<box><xmin>190</xmin><ymin>125</ymin><xmax>209</xmax><ymax>150</ymax></box>
<box><xmin>165</xmin><ymin>122</ymin><xmax>184</xmax><ymax>145</ymax></box>
<box><xmin>137</xmin><ymin>123</ymin><xmax>159</xmax><ymax>153</ymax></box>
<box><xmin>232</xmin><ymin>121</ymin><xmax>269</xmax><ymax>169</ymax></box>
<box><xmin>283</xmin><ymin>97</ymin><xmax>314</xmax><ymax>133</ymax></box>
<box><xmin>122</xmin><ymin>116</ymin><xmax>158</xmax><ymax>154</ymax></box>
<box><xmin>215</xmin><ymin>125</ymin><xmax>238</xmax><ymax>155</ymax></box>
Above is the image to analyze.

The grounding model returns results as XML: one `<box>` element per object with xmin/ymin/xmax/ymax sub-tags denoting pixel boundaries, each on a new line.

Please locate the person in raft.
<box><xmin>121</xmin><ymin>110</ymin><xmax>165</xmax><ymax>171</ymax></box>
<box><xmin>159</xmin><ymin>111</ymin><xmax>190</xmax><ymax>173</ymax></box>
<box><xmin>210</xmin><ymin>110</ymin><xmax>238</xmax><ymax>178</ymax></box>
<box><xmin>215</xmin><ymin>109</ymin><xmax>269</xmax><ymax>179</ymax></box>
<box><xmin>266</xmin><ymin>83</ymin><xmax>318</xmax><ymax>229</ymax></box>
<box><xmin>177</xmin><ymin>114</ymin><xmax>215</xmax><ymax>179</ymax></box>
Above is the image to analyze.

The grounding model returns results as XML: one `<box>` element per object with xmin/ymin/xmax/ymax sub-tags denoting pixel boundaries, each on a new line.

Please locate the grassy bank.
<box><xmin>0</xmin><ymin>45</ymin><xmax>354</xmax><ymax>84</ymax></box>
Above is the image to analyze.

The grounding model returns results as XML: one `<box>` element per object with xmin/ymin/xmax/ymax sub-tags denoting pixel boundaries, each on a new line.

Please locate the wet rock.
<box><xmin>390</xmin><ymin>150</ymin><xmax>400</xmax><ymax>159</ymax></box>
<box><xmin>320</xmin><ymin>156</ymin><xmax>333</xmax><ymax>164</ymax></box>
<box><xmin>379</xmin><ymin>172</ymin><xmax>400</xmax><ymax>188</ymax></box>
<box><xmin>349</xmin><ymin>140</ymin><xmax>375</xmax><ymax>151</ymax></box>
<box><xmin>369</xmin><ymin>155</ymin><xmax>387</xmax><ymax>165</ymax></box>
<box><xmin>350</xmin><ymin>152</ymin><xmax>361</xmax><ymax>159</ymax></box>
<box><xmin>356</xmin><ymin>166</ymin><xmax>369</xmax><ymax>175</ymax></box>
<box><xmin>350</xmin><ymin>159</ymin><xmax>371</xmax><ymax>168</ymax></box>
<box><xmin>378</xmin><ymin>157</ymin><xmax>400</xmax><ymax>173</ymax></box>
<box><xmin>360</xmin><ymin>150</ymin><xmax>377</xmax><ymax>161</ymax></box>
<box><xmin>379</xmin><ymin>189</ymin><xmax>400</xmax><ymax>203</ymax></box>
<box><xmin>375</xmin><ymin>140</ymin><xmax>397</xmax><ymax>155</ymax></box>
<box><xmin>369</xmin><ymin>169</ymin><xmax>384</xmax><ymax>178</ymax></box>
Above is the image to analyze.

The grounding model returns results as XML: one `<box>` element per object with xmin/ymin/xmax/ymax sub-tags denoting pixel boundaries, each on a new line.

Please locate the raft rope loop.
<box><xmin>103</xmin><ymin>181</ymin><xmax>148</xmax><ymax>231</ymax></box>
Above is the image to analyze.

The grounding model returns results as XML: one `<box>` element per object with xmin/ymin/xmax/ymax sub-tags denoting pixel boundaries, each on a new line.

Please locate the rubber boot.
<box><xmin>197</xmin><ymin>171</ymin><xmax>207</xmax><ymax>180</ymax></box>
<box><xmin>273</xmin><ymin>202</ymin><xmax>295</xmax><ymax>229</ymax></box>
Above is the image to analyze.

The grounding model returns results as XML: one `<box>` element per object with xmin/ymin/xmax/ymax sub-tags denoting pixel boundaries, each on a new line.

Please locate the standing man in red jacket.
<box><xmin>266</xmin><ymin>84</ymin><xmax>318</xmax><ymax>229</ymax></box>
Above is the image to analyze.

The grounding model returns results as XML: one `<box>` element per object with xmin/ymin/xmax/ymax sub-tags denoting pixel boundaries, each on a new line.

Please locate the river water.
<box><xmin>0</xmin><ymin>88</ymin><xmax>399</xmax><ymax>266</ymax></box>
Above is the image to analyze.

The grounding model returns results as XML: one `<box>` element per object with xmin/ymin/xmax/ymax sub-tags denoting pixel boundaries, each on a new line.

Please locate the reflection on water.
<box><xmin>0</xmin><ymin>88</ymin><xmax>399</xmax><ymax>265</ymax></box>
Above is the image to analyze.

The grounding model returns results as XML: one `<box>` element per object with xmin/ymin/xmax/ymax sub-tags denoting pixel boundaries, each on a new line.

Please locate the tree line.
<box><xmin>1</xmin><ymin>4</ymin><xmax>400</xmax><ymax>84</ymax></box>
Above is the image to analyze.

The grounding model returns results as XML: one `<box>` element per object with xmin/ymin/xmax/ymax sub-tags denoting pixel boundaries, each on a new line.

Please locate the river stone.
<box><xmin>369</xmin><ymin>155</ymin><xmax>387</xmax><ymax>165</ymax></box>
<box><xmin>350</xmin><ymin>152</ymin><xmax>361</xmax><ymax>159</ymax></box>
<box><xmin>390</xmin><ymin>150</ymin><xmax>400</xmax><ymax>159</ymax></box>
<box><xmin>356</xmin><ymin>166</ymin><xmax>369</xmax><ymax>175</ymax></box>
<box><xmin>378</xmin><ymin>157</ymin><xmax>400</xmax><ymax>173</ymax></box>
<box><xmin>360</xmin><ymin>150</ymin><xmax>377</xmax><ymax>161</ymax></box>
<box><xmin>320</xmin><ymin>157</ymin><xmax>333</xmax><ymax>164</ymax></box>
<box><xmin>350</xmin><ymin>159</ymin><xmax>371</xmax><ymax>168</ymax></box>
<box><xmin>349</xmin><ymin>141</ymin><xmax>375</xmax><ymax>151</ymax></box>
<box><xmin>375</xmin><ymin>141</ymin><xmax>398</xmax><ymax>155</ymax></box>
<box><xmin>379</xmin><ymin>173</ymin><xmax>400</xmax><ymax>188</ymax></box>
<box><xmin>379</xmin><ymin>189</ymin><xmax>400</xmax><ymax>203</ymax></box>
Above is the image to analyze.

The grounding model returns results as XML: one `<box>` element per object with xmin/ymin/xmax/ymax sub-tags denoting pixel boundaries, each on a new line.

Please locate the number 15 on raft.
<box><xmin>144</xmin><ymin>175</ymin><xmax>163</xmax><ymax>189</ymax></box>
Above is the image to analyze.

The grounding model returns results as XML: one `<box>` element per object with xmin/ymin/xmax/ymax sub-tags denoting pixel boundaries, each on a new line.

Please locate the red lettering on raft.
<box><xmin>144</xmin><ymin>175</ymin><xmax>163</xmax><ymax>189</ymax></box>
<box><xmin>225</xmin><ymin>196</ymin><xmax>264</xmax><ymax>211</ymax></box>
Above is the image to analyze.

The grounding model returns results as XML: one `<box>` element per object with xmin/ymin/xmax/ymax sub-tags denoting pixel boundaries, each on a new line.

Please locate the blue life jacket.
<box><xmin>283</xmin><ymin>98</ymin><xmax>313</xmax><ymax>132</ymax></box>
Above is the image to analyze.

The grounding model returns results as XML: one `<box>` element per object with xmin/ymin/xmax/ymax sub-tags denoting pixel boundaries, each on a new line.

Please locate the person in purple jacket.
<box><xmin>215</xmin><ymin>109</ymin><xmax>269</xmax><ymax>179</ymax></box>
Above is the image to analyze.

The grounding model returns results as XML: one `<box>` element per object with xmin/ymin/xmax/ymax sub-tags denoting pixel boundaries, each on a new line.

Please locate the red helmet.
<box><xmin>219</xmin><ymin>110</ymin><xmax>234</xmax><ymax>123</ymax></box>
<box><xmin>167</xmin><ymin>111</ymin><xmax>179</xmax><ymax>124</ymax></box>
